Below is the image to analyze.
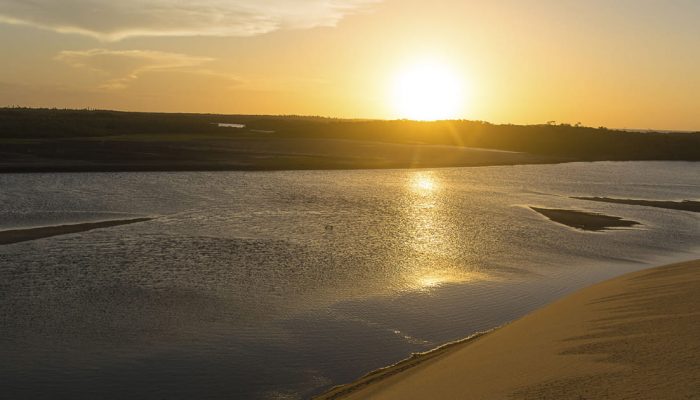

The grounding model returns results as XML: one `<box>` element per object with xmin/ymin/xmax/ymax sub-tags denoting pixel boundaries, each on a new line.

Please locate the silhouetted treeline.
<box><xmin>0</xmin><ymin>108</ymin><xmax>352</xmax><ymax>138</ymax></box>
<box><xmin>0</xmin><ymin>108</ymin><xmax>698</xmax><ymax>172</ymax></box>
<box><xmin>237</xmin><ymin>119</ymin><xmax>700</xmax><ymax>161</ymax></box>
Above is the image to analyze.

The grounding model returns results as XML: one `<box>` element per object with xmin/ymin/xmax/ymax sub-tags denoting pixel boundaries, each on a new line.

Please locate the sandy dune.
<box><xmin>319</xmin><ymin>259</ymin><xmax>700</xmax><ymax>399</ymax></box>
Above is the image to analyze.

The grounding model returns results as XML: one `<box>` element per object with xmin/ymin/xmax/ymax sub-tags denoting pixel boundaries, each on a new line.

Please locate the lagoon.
<box><xmin>1</xmin><ymin>161</ymin><xmax>698</xmax><ymax>399</ymax></box>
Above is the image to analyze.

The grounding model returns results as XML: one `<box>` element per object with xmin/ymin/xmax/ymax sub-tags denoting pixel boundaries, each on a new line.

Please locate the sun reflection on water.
<box><xmin>412</xmin><ymin>173</ymin><xmax>438</xmax><ymax>193</ymax></box>
<box><xmin>413</xmin><ymin>269</ymin><xmax>494</xmax><ymax>292</ymax></box>
<box><xmin>393</xmin><ymin>171</ymin><xmax>493</xmax><ymax>292</ymax></box>
<box><xmin>418</xmin><ymin>275</ymin><xmax>443</xmax><ymax>289</ymax></box>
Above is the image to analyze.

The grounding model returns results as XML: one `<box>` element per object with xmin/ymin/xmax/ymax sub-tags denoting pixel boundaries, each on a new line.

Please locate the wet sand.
<box><xmin>0</xmin><ymin>218</ymin><xmax>153</xmax><ymax>245</ymax></box>
<box><xmin>318</xmin><ymin>259</ymin><xmax>700</xmax><ymax>400</ymax></box>
<box><xmin>573</xmin><ymin>197</ymin><xmax>700</xmax><ymax>212</ymax></box>
<box><xmin>530</xmin><ymin>207</ymin><xmax>639</xmax><ymax>231</ymax></box>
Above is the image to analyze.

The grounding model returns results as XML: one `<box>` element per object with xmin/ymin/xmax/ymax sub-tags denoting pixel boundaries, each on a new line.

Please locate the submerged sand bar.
<box><xmin>318</xmin><ymin>259</ymin><xmax>700</xmax><ymax>400</ymax></box>
<box><xmin>530</xmin><ymin>207</ymin><xmax>639</xmax><ymax>231</ymax></box>
<box><xmin>573</xmin><ymin>197</ymin><xmax>700</xmax><ymax>212</ymax></box>
<box><xmin>0</xmin><ymin>218</ymin><xmax>153</xmax><ymax>245</ymax></box>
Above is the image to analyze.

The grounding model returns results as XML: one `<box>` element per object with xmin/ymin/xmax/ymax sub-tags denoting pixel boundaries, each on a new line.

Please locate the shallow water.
<box><xmin>0</xmin><ymin>161</ymin><xmax>698</xmax><ymax>399</ymax></box>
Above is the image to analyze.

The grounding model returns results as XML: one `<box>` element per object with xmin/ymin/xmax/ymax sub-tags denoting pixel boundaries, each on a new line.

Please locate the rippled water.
<box><xmin>1</xmin><ymin>162</ymin><xmax>698</xmax><ymax>399</ymax></box>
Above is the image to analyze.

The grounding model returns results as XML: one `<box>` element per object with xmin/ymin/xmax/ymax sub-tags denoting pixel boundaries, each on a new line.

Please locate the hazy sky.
<box><xmin>1</xmin><ymin>0</ymin><xmax>699</xmax><ymax>129</ymax></box>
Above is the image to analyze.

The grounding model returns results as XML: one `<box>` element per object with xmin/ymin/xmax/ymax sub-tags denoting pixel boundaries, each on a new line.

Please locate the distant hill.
<box><xmin>0</xmin><ymin>108</ymin><xmax>698</xmax><ymax>172</ymax></box>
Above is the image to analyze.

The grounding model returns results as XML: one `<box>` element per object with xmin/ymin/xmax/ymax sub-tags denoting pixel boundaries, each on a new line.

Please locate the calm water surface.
<box><xmin>1</xmin><ymin>162</ymin><xmax>699</xmax><ymax>399</ymax></box>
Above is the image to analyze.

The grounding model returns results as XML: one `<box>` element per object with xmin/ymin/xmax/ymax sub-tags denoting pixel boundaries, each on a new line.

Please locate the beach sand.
<box><xmin>318</xmin><ymin>259</ymin><xmax>700</xmax><ymax>399</ymax></box>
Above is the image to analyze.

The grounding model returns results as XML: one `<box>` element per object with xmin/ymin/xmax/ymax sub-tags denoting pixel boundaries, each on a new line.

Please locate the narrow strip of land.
<box><xmin>530</xmin><ymin>207</ymin><xmax>639</xmax><ymax>231</ymax></box>
<box><xmin>0</xmin><ymin>218</ymin><xmax>153</xmax><ymax>245</ymax></box>
<box><xmin>573</xmin><ymin>197</ymin><xmax>700</xmax><ymax>212</ymax></box>
<box><xmin>317</xmin><ymin>259</ymin><xmax>700</xmax><ymax>400</ymax></box>
<box><xmin>3</xmin><ymin>109</ymin><xmax>700</xmax><ymax>173</ymax></box>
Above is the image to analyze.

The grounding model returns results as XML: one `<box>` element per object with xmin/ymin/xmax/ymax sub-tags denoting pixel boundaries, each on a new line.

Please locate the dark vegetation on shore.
<box><xmin>1</xmin><ymin>108</ymin><xmax>698</xmax><ymax>172</ymax></box>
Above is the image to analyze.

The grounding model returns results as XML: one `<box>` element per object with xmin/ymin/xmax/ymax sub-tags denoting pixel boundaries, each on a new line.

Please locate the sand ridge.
<box><xmin>318</xmin><ymin>260</ymin><xmax>700</xmax><ymax>399</ymax></box>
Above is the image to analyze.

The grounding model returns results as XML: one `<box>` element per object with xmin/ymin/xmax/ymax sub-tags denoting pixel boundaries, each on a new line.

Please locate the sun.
<box><xmin>391</xmin><ymin>60</ymin><xmax>465</xmax><ymax>121</ymax></box>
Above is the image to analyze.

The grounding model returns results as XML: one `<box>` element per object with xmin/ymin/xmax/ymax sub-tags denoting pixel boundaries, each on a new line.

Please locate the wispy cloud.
<box><xmin>0</xmin><ymin>0</ymin><xmax>380</xmax><ymax>41</ymax></box>
<box><xmin>55</xmin><ymin>49</ymin><xmax>234</xmax><ymax>90</ymax></box>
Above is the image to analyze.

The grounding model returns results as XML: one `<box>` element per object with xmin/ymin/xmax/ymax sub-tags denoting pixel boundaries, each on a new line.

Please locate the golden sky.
<box><xmin>1</xmin><ymin>0</ymin><xmax>699</xmax><ymax>130</ymax></box>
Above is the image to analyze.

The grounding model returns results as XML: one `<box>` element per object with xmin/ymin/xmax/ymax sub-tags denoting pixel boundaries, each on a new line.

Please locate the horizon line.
<box><xmin>2</xmin><ymin>106</ymin><xmax>699</xmax><ymax>134</ymax></box>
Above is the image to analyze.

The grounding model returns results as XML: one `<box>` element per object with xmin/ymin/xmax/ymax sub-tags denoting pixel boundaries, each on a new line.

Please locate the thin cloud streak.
<box><xmin>55</xmin><ymin>49</ymin><xmax>237</xmax><ymax>90</ymax></box>
<box><xmin>0</xmin><ymin>0</ymin><xmax>381</xmax><ymax>41</ymax></box>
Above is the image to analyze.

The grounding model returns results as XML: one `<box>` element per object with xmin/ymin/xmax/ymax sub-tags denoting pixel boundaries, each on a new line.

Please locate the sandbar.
<box><xmin>0</xmin><ymin>218</ymin><xmax>153</xmax><ymax>245</ymax></box>
<box><xmin>530</xmin><ymin>207</ymin><xmax>639</xmax><ymax>231</ymax></box>
<box><xmin>573</xmin><ymin>197</ymin><xmax>700</xmax><ymax>212</ymax></box>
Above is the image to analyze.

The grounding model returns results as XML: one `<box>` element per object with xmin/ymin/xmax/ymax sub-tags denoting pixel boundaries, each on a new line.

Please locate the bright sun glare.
<box><xmin>392</xmin><ymin>60</ymin><xmax>464</xmax><ymax>121</ymax></box>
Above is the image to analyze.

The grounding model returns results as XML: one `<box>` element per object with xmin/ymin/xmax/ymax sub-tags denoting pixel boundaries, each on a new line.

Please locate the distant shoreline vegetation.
<box><xmin>0</xmin><ymin>108</ymin><xmax>698</xmax><ymax>173</ymax></box>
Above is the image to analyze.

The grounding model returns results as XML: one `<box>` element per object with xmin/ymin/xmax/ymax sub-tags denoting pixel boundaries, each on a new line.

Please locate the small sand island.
<box><xmin>530</xmin><ymin>207</ymin><xmax>640</xmax><ymax>231</ymax></box>
<box><xmin>0</xmin><ymin>218</ymin><xmax>153</xmax><ymax>245</ymax></box>
<box><xmin>573</xmin><ymin>197</ymin><xmax>700</xmax><ymax>213</ymax></box>
<box><xmin>317</xmin><ymin>259</ymin><xmax>700</xmax><ymax>400</ymax></box>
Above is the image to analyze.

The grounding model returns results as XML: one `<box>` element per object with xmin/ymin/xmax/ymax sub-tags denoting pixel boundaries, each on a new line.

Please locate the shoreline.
<box><xmin>316</xmin><ymin>259</ymin><xmax>700</xmax><ymax>399</ymax></box>
<box><xmin>0</xmin><ymin>158</ymin><xmax>568</xmax><ymax>175</ymax></box>
<box><xmin>316</xmin><ymin>331</ymin><xmax>494</xmax><ymax>400</ymax></box>
<box><xmin>1</xmin><ymin>159</ymin><xmax>697</xmax><ymax>175</ymax></box>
